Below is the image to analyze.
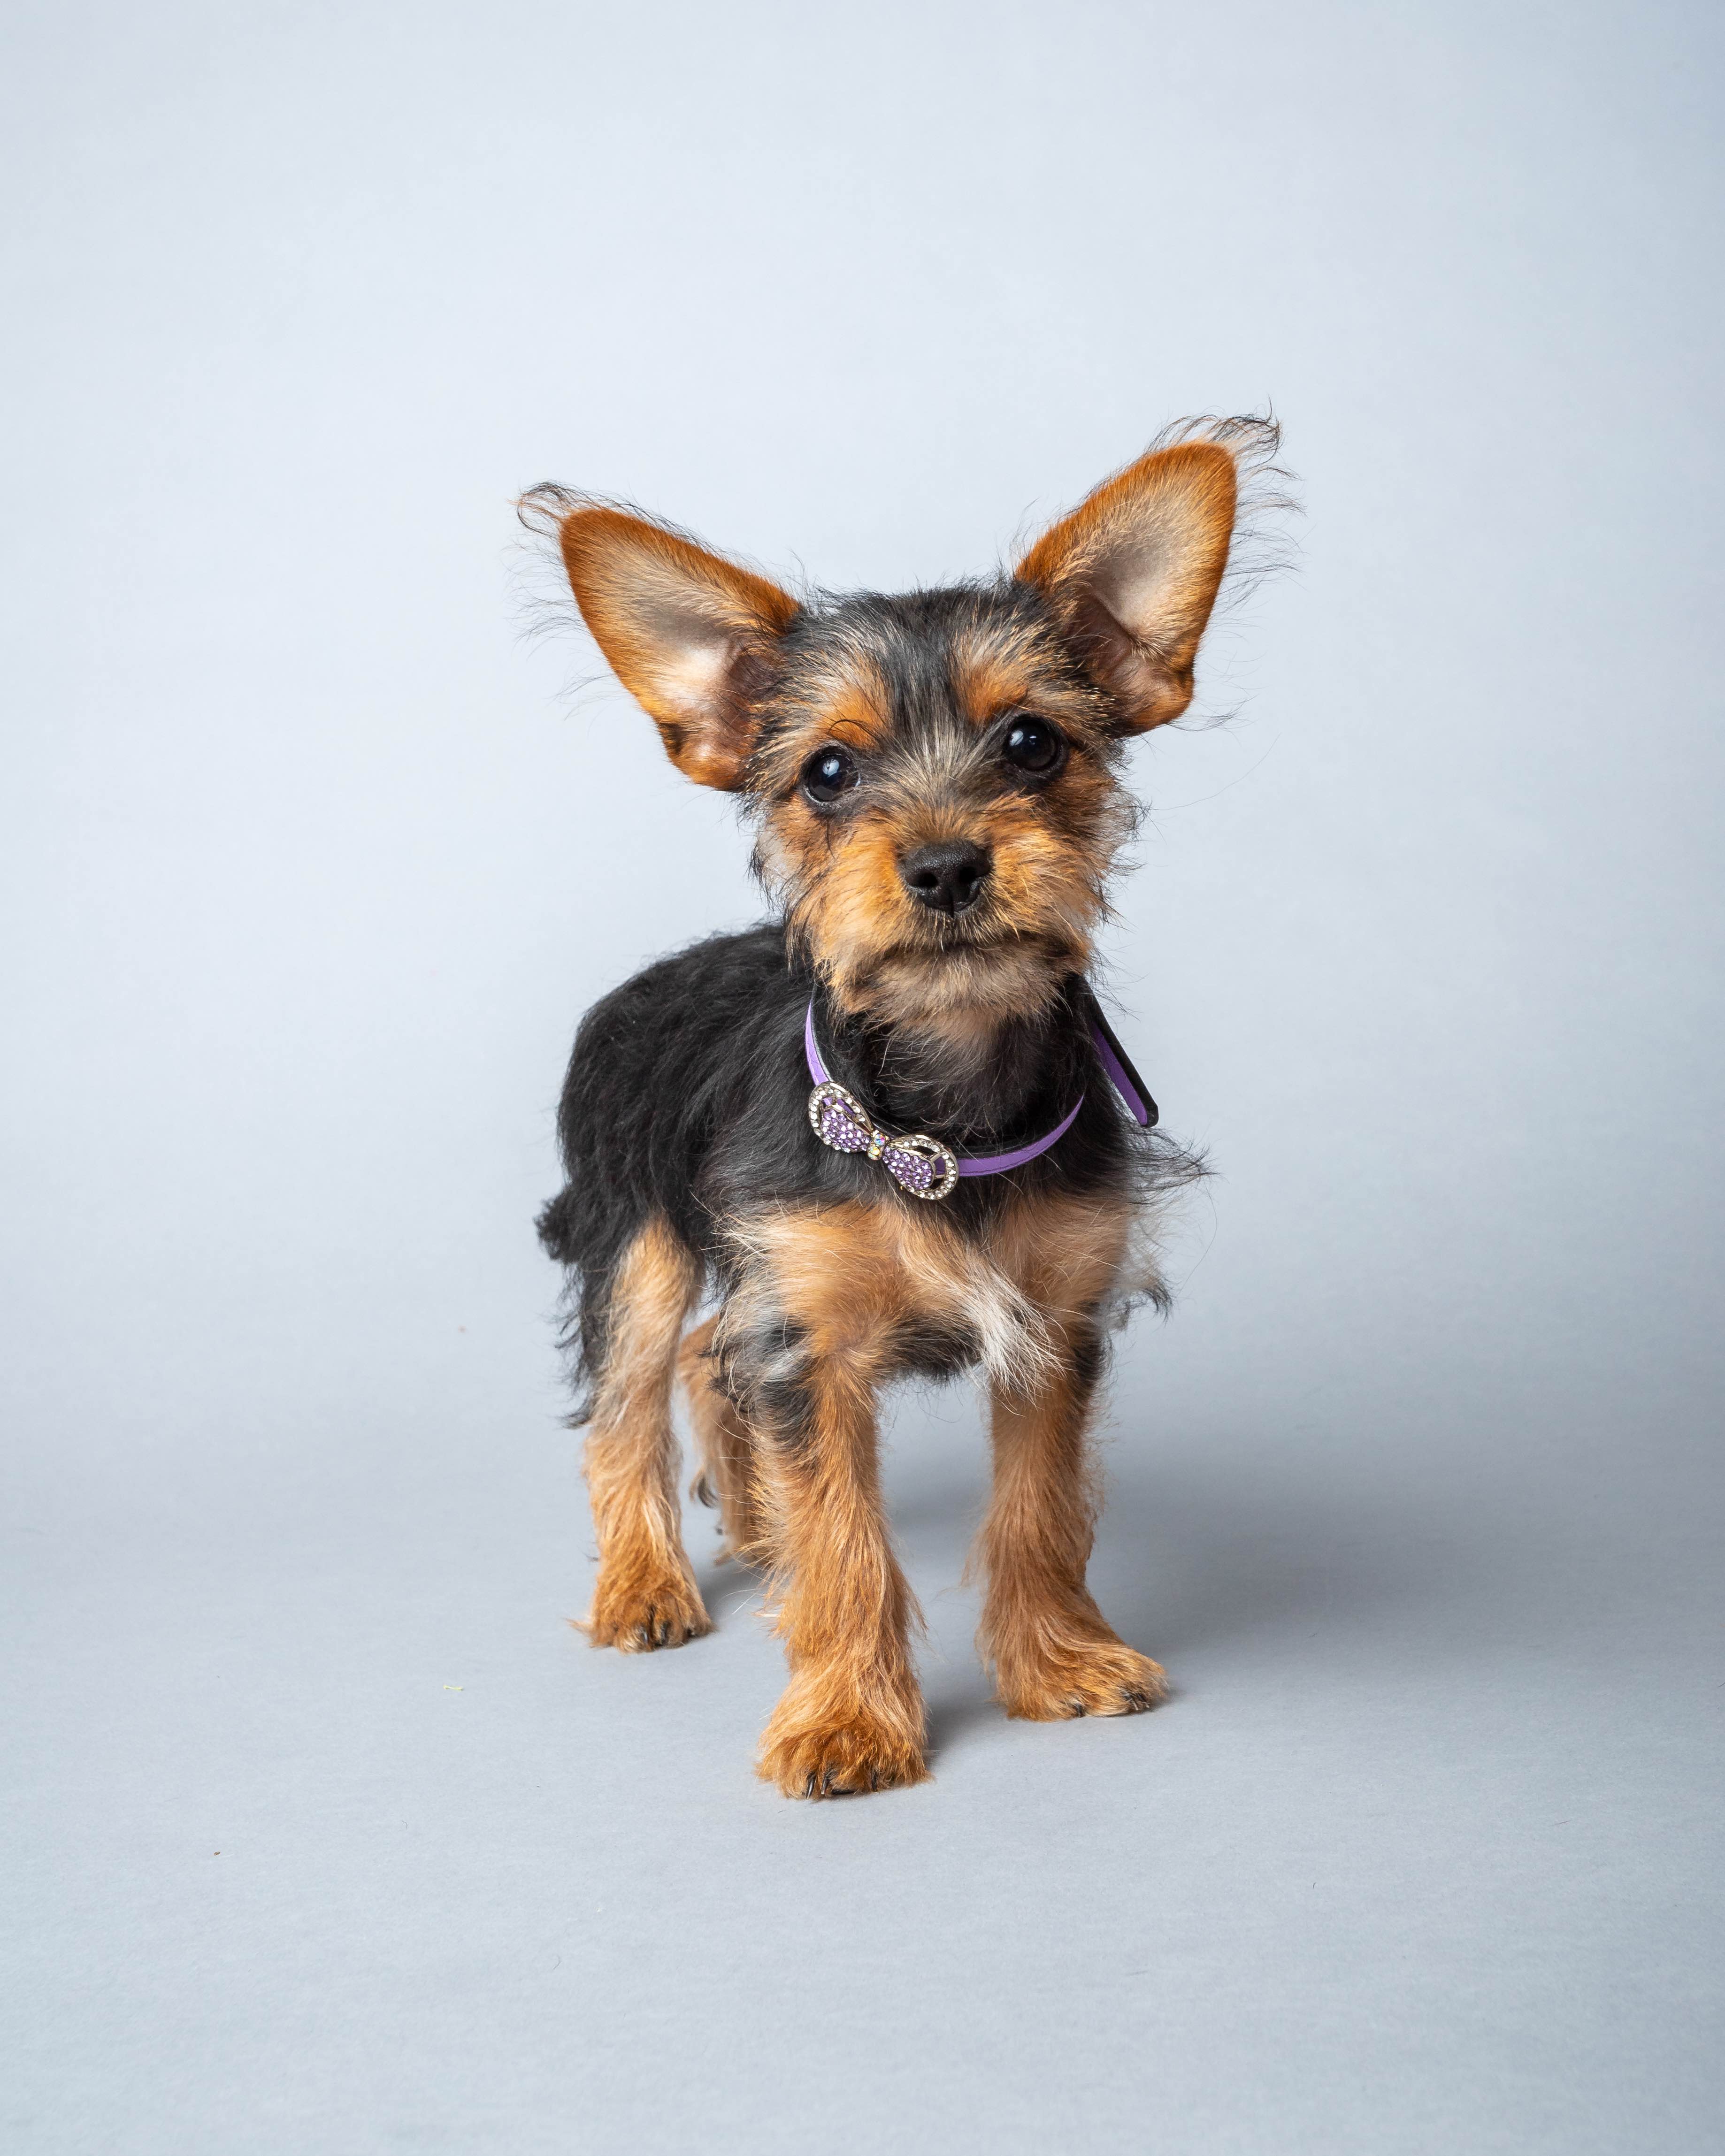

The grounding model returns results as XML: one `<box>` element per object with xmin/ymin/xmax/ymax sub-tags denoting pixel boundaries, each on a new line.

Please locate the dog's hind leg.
<box><xmin>579</xmin><ymin>1217</ymin><xmax>710</xmax><ymax>1651</ymax></box>
<box><xmin>679</xmin><ymin>1315</ymin><xmax>767</xmax><ymax>1563</ymax></box>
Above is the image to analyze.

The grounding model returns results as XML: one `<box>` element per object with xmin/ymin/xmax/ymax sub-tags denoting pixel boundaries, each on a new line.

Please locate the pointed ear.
<box><xmin>547</xmin><ymin>500</ymin><xmax>798</xmax><ymax>789</ymax></box>
<box><xmin>1016</xmin><ymin>438</ymin><xmax>1241</xmax><ymax>733</ymax></box>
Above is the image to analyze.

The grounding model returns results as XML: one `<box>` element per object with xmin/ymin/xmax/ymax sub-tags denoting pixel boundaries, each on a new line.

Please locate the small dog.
<box><xmin>525</xmin><ymin>418</ymin><xmax>1279</xmax><ymax>1797</ymax></box>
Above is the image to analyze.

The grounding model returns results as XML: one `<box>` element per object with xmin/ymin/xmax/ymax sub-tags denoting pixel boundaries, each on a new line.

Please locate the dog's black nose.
<box><xmin>900</xmin><ymin>840</ymin><xmax>991</xmax><ymax>916</ymax></box>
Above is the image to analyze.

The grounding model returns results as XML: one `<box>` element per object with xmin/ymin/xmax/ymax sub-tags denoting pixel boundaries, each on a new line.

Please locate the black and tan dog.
<box><xmin>525</xmin><ymin>419</ymin><xmax>1280</xmax><ymax>1797</ymax></box>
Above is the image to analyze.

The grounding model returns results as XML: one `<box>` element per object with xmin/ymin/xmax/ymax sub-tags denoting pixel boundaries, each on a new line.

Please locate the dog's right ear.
<box><xmin>531</xmin><ymin>495</ymin><xmax>798</xmax><ymax>790</ymax></box>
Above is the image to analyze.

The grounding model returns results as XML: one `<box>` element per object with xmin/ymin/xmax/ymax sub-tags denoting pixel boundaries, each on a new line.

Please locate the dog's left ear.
<box><xmin>1016</xmin><ymin>439</ymin><xmax>1240</xmax><ymax>732</ymax></box>
<box><xmin>547</xmin><ymin>501</ymin><xmax>799</xmax><ymax>790</ymax></box>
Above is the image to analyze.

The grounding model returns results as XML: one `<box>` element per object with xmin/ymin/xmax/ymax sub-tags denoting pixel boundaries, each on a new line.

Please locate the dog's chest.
<box><xmin>732</xmin><ymin>1186</ymin><xmax>1139</xmax><ymax>1393</ymax></box>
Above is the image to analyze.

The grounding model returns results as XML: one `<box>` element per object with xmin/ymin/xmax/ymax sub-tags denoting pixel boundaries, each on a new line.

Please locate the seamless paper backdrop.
<box><xmin>4</xmin><ymin>4</ymin><xmax>1722</xmax><ymax>2154</ymax></box>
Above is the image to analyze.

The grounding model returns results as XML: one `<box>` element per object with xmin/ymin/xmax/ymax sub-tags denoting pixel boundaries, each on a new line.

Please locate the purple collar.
<box><xmin>803</xmin><ymin>991</ymin><xmax>1154</xmax><ymax>1202</ymax></box>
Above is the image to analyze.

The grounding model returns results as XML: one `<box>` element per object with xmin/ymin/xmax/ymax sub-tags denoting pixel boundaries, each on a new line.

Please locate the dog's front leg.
<box><xmin>724</xmin><ymin>1264</ymin><xmax>927</xmax><ymax>1797</ymax></box>
<box><xmin>977</xmin><ymin>1312</ymin><xmax>1167</xmax><ymax>1720</ymax></box>
<box><xmin>754</xmin><ymin>1359</ymin><xmax>927</xmax><ymax>1797</ymax></box>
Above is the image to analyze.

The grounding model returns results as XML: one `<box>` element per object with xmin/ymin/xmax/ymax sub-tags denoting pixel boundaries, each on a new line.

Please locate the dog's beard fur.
<box><xmin>754</xmin><ymin>781</ymin><xmax>1130</xmax><ymax>1055</ymax></box>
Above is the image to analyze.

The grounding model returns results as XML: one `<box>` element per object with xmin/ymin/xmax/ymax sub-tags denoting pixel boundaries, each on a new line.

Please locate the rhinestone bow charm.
<box><xmin>807</xmin><ymin>1081</ymin><xmax>960</xmax><ymax>1201</ymax></box>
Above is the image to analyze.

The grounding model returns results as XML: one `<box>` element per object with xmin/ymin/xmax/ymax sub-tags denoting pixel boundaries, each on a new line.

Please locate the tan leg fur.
<box><xmin>678</xmin><ymin>1314</ymin><xmax>768</xmax><ymax>1562</ymax></box>
<box><xmin>579</xmin><ymin>1217</ymin><xmax>710</xmax><ymax>1651</ymax></box>
<box><xmin>975</xmin><ymin>1194</ymin><xmax>1168</xmax><ymax>1719</ymax></box>
<box><xmin>721</xmin><ymin>1204</ymin><xmax>943</xmax><ymax>1798</ymax></box>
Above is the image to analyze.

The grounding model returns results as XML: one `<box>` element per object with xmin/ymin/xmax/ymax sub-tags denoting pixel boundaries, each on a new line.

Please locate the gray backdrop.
<box><xmin>4</xmin><ymin>2</ymin><xmax>1722</xmax><ymax>2151</ymax></box>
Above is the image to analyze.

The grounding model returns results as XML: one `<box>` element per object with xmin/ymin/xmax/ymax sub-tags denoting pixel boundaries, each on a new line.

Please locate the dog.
<box><xmin>524</xmin><ymin>417</ymin><xmax>1280</xmax><ymax>1797</ymax></box>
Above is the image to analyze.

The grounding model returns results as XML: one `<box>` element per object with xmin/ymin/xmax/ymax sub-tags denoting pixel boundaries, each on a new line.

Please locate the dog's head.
<box><xmin>529</xmin><ymin>421</ymin><xmax>1269</xmax><ymax>1037</ymax></box>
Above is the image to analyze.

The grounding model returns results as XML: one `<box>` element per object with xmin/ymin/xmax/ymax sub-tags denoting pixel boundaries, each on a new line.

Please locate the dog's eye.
<box><xmin>801</xmin><ymin>745</ymin><xmax>860</xmax><ymax>804</ymax></box>
<box><xmin>1001</xmin><ymin>717</ymin><xmax>1064</xmax><ymax>775</ymax></box>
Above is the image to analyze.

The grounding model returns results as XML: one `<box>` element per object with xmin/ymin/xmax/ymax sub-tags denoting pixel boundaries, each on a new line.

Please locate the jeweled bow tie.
<box><xmin>806</xmin><ymin>1080</ymin><xmax>963</xmax><ymax>1201</ymax></box>
<box><xmin>803</xmin><ymin>992</ymin><xmax>1154</xmax><ymax>1203</ymax></box>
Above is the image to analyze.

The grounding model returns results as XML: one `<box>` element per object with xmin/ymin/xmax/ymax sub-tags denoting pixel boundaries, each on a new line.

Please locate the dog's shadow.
<box><xmin>1096</xmin><ymin>1454</ymin><xmax>1456</xmax><ymax>1658</ymax></box>
<box><xmin>906</xmin><ymin>1440</ymin><xmax>1487</xmax><ymax>1764</ymax></box>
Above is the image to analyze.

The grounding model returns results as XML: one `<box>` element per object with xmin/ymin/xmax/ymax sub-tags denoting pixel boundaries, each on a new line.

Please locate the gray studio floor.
<box><xmin>7</xmin><ymin>1263</ymin><xmax>1721</xmax><ymax>2154</ymax></box>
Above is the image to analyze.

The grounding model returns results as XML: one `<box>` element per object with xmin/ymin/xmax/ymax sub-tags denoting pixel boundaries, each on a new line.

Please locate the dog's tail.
<box><xmin>536</xmin><ymin>1187</ymin><xmax>581</xmax><ymax>1266</ymax></box>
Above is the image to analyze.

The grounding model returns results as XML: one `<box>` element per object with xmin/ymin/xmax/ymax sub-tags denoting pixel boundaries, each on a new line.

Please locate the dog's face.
<box><xmin>741</xmin><ymin>586</ymin><xmax>1131</xmax><ymax>1035</ymax></box>
<box><xmin>532</xmin><ymin>428</ymin><xmax>1250</xmax><ymax>1035</ymax></box>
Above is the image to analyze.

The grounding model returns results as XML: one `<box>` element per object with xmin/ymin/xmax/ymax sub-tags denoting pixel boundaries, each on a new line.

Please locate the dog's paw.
<box><xmin>997</xmin><ymin>1637</ymin><xmax>1168</xmax><ymax>1721</ymax></box>
<box><xmin>757</xmin><ymin>1704</ymin><xmax>929</xmax><ymax>1799</ymax></box>
<box><xmin>580</xmin><ymin>1567</ymin><xmax>711</xmax><ymax>1652</ymax></box>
